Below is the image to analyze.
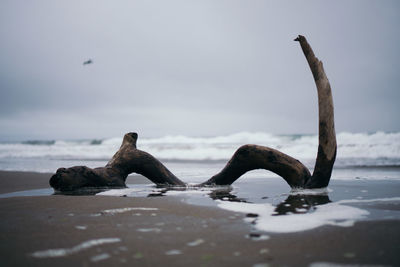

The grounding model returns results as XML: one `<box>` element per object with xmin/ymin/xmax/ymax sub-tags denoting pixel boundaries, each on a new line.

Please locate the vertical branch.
<box><xmin>295</xmin><ymin>35</ymin><xmax>337</xmax><ymax>188</ymax></box>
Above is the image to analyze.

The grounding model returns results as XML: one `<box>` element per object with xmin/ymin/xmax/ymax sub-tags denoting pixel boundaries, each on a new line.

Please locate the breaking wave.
<box><xmin>0</xmin><ymin>131</ymin><xmax>399</xmax><ymax>169</ymax></box>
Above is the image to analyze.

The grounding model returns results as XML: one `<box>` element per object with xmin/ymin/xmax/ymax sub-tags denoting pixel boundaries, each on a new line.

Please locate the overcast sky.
<box><xmin>0</xmin><ymin>0</ymin><xmax>399</xmax><ymax>141</ymax></box>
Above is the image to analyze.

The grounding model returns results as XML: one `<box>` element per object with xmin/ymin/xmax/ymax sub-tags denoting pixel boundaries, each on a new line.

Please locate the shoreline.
<box><xmin>0</xmin><ymin>170</ymin><xmax>151</xmax><ymax>194</ymax></box>
<box><xmin>0</xmin><ymin>170</ymin><xmax>399</xmax><ymax>266</ymax></box>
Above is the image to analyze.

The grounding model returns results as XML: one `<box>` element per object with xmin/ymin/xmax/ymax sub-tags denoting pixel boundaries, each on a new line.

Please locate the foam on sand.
<box><xmin>218</xmin><ymin>196</ymin><xmax>400</xmax><ymax>233</ymax></box>
<box><xmin>217</xmin><ymin>201</ymin><xmax>370</xmax><ymax>233</ymax></box>
<box><xmin>90</xmin><ymin>253</ymin><xmax>110</xmax><ymax>262</ymax></box>
<box><xmin>187</xmin><ymin>239</ymin><xmax>205</xmax><ymax>247</ymax></box>
<box><xmin>102</xmin><ymin>207</ymin><xmax>158</xmax><ymax>214</ymax></box>
<box><xmin>165</xmin><ymin>249</ymin><xmax>182</xmax><ymax>255</ymax></box>
<box><xmin>136</xmin><ymin>228</ymin><xmax>162</xmax><ymax>233</ymax></box>
<box><xmin>97</xmin><ymin>185</ymin><xmax>218</xmax><ymax>198</ymax></box>
<box><xmin>31</xmin><ymin>238</ymin><xmax>121</xmax><ymax>258</ymax></box>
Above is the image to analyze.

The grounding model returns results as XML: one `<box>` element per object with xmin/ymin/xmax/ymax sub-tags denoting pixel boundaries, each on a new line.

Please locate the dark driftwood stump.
<box><xmin>49</xmin><ymin>35</ymin><xmax>336</xmax><ymax>192</ymax></box>
<box><xmin>50</xmin><ymin>133</ymin><xmax>185</xmax><ymax>191</ymax></box>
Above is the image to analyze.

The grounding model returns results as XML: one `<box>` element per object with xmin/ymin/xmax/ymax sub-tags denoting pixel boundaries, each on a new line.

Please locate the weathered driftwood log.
<box><xmin>50</xmin><ymin>35</ymin><xmax>336</xmax><ymax>191</ymax></box>
<box><xmin>50</xmin><ymin>133</ymin><xmax>185</xmax><ymax>191</ymax></box>
<box><xmin>295</xmin><ymin>35</ymin><xmax>337</xmax><ymax>188</ymax></box>
<box><xmin>201</xmin><ymin>35</ymin><xmax>336</xmax><ymax>188</ymax></box>
<box><xmin>49</xmin><ymin>166</ymin><xmax>126</xmax><ymax>192</ymax></box>
<box><xmin>200</xmin><ymin>145</ymin><xmax>311</xmax><ymax>188</ymax></box>
<box><xmin>105</xmin><ymin>133</ymin><xmax>185</xmax><ymax>186</ymax></box>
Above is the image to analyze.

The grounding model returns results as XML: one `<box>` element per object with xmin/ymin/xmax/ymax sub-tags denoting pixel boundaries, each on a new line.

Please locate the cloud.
<box><xmin>0</xmin><ymin>0</ymin><xmax>399</xmax><ymax>140</ymax></box>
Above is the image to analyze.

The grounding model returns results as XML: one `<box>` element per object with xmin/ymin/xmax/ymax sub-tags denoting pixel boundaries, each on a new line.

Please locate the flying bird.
<box><xmin>83</xmin><ymin>59</ymin><xmax>93</xmax><ymax>65</ymax></box>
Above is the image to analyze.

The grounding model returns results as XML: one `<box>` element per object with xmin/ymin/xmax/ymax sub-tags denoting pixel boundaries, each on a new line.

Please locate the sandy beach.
<box><xmin>0</xmin><ymin>170</ymin><xmax>399</xmax><ymax>266</ymax></box>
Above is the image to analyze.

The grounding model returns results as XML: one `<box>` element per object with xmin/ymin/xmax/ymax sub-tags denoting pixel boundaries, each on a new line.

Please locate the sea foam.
<box><xmin>0</xmin><ymin>131</ymin><xmax>399</xmax><ymax>173</ymax></box>
<box><xmin>217</xmin><ymin>196</ymin><xmax>400</xmax><ymax>233</ymax></box>
<box><xmin>31</xmin><ymin>238</ymin><xmax>121</xmax><ymax>258</ymax></box>
<box><xmin>1</xmin><ymin>131</ymin><xmax>399</xmax><ymax>161</ymax></box>
<box><xmin>217</xmin><ymin>201</ymin><xmax>370</xmax><ymax>233</ymax></box>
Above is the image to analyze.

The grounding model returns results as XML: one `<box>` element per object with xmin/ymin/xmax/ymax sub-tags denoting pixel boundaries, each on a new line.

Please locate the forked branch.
<box><xmin>50</xmin><ymin>133</ymin><xmax>185</xmax><ymax>191</ymax></box>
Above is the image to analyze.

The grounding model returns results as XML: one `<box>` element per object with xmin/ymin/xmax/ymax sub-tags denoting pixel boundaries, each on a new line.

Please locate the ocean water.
<box><xmin>1</xmin><ymin>131</ymin><xmax>399</xmax><ymax>233</ymax></box>
<box><xmin>0</xmin><ymin>131</ymin><xmax>399</xmax><ymax>180</ymax></box>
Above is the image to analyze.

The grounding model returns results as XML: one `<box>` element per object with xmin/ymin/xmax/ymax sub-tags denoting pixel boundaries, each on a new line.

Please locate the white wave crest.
<box><xmin>0</xmin><ymin>131</ymin><xmax>399</xmax><ymax>167</ymax></box>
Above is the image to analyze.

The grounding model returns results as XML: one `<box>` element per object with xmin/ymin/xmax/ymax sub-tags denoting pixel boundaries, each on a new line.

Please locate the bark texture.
<box><xmin>105</xmin><ymin>132</ymin><xmax>185</xmax><ymax>186</ymax></box>
<box><xmin>200</xmin><ymin>145</ymin><xmax>311</xmax><ymax>188</ymax></box>
<box><xmin>50</xmin><ymin>133</ymin><xmax>185</xmax><ymax>191</ymax></box>
<box><xmin>294</xmin><ymin>35</ymin><xmax>337</xmax><ymax>188</ymax></box>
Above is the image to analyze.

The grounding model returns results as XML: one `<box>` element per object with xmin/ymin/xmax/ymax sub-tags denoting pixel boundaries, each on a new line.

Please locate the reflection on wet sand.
<box><xmin>273</xmin><ymin>194</ymin><xmax>331</xmax><ymax>215</ymax></box>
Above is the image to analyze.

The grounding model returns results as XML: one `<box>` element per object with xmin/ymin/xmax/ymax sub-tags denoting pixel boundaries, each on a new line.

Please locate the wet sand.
<box><xmin>0</xmin><ymin>171</ymin><xmax>151</xmax><ymax>194</ymax></box>
<box><xmin>0</xmin><ymin>171</ymin><xmax>399</xmax><ymax>266</ymax></box>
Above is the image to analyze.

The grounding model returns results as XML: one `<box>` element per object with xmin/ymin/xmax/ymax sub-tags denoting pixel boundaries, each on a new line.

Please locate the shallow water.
<box><xmin>2</xmin><ymin>176</ymin><xmax>398</xmax><ymax>234</ymax></box>
<box><xmin>96</xmin><ymin>179</ymin><xmax>400</xmax><ymax>231</ymax></box>
<box><xmin>0</xmin><ymin>188</ymin><xmax>54</xmax><ymax>198</ymax></box>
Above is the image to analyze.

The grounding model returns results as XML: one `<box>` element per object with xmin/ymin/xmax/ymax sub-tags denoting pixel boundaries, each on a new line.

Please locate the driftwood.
<box><xmin>296</xmin><ymin>35</ymin><xmax>337</xmax><ymax>188</ymax></box>
<box><xmin>201</xmin><ymin>35</ymin><xmax>337</xmax><ymax>188</ymax></box>
<box><xmin>49</xmin><ymin>35</ymin><xmax>336</xmax><ymax>192</ymax></box>
<box><xmin>200</xmin><ymin>145</ymin><xmax>311</xmax><ymax>187</ymax></box>
<box><xmin>50</xmin><ymin>133</ymin><xmax>185</xmax><ymax>191</ymax></box>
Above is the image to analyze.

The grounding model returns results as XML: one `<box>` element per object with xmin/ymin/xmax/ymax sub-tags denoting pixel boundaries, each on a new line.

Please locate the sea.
<box><xmin>1</xmin><ymin>131</ymin><xmax>399</xmax><ymax>233</ymax></box>
<box><xmin>0</xmin><ymin>131</ymin><xmax>399</xmax><ymax>181</ymax></box>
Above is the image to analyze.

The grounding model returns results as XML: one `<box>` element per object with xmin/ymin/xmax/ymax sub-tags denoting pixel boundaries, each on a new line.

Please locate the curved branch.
<box><xmin>106</xmin><ymin>132</ymin><xmax>185</xmax><ymax>186</ymax></box>
<box><xmin>295</xmin><ymin>35</ymin><xmax>337</xmax><ymax>188</ymax></box>
<box><xmin>50</xmin><ymin>133</ymin><xmax>185</xmax><ymax>191</ymax></box>
<box><xmin>201</xmin><ymin>35</ymin><xmax>336</xmax><ymax>189</ymax></box>
<box><xmin>200</xmin><ymin>144</ymin><xmax>311</xmax><ymax>188</ymax></box>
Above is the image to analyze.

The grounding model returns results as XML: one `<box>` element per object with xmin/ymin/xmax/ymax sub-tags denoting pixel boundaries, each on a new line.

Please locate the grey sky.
<box><xmin>0</xmin><ymin>0</ymin><xmax>399</xmax><ymax>140</ymax></box>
